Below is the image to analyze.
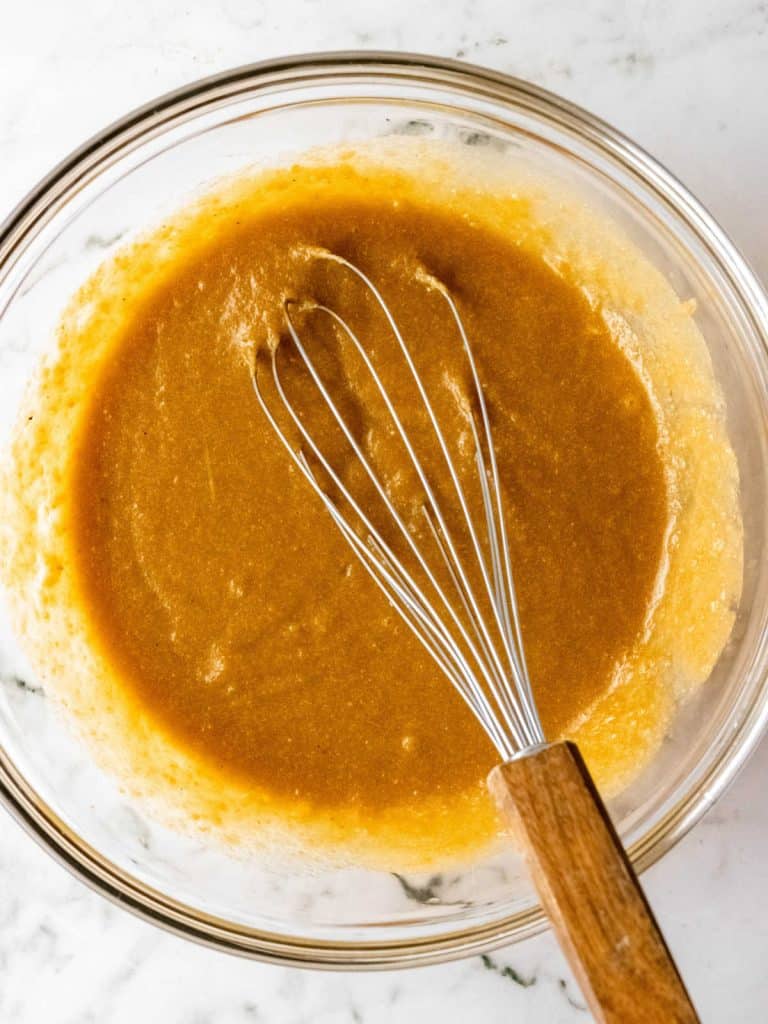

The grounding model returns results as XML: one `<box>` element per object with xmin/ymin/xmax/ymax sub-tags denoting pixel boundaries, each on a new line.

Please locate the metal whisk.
<box><xmin>252</xmin><ymin>249</ymin><xmax>698</xmax><ymax>1024</ymax></box>
<box><xmin>254</xmin><ymin>247</ymin><xmax>542</xmax><ymax>762</ymax></box>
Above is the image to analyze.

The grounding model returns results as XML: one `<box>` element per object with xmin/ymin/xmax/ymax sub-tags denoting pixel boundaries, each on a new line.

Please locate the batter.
<box><xmin>1</xmin><ymin>145</ymin><xmax>742</xmax><ymax>865</ymax></box>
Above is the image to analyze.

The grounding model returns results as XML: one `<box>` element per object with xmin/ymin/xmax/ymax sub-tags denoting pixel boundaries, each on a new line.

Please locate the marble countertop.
<box><xmin>1</xmin><ymin>1</ymin><xmax>767</xmax><ymax>1021</ymax></box>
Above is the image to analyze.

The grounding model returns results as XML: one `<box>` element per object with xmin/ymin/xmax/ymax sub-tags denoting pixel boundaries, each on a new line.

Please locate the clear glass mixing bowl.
<box><xmin>1</xmin><ymin>52</ymin><xmax>767</xmax><ymax>967</ymax></box>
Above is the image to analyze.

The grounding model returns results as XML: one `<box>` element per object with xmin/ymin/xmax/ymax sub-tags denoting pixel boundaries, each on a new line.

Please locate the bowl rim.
<box><xmin>2</xmin><ymin>49</ymin><xmax>768</xmax><ymax>968</ymax></box>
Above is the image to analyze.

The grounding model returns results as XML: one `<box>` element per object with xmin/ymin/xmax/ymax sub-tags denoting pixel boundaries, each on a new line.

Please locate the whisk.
<box><xmin>253</xmin><ymin>249</ymin><xmax>699</xmax><ymax>1024</ymax></box>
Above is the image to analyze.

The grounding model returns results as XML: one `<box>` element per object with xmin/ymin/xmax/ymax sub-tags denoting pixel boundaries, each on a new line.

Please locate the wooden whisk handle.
<box><xmin>488</xmin><ymin>741</ymin><xmax>699</xmax><ymax>1024</ymax></box>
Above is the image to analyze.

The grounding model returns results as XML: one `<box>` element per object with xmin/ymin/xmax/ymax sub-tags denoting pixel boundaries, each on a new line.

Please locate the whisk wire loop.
<box><xmin>279</xmin><ymin>304</ymin><xmax>517</xmax><ymax>727</ymax></box>
<box><xmin>252</xmin><ymin>249</ymin><xmax>544</xmax><ymax>757</ymax></box>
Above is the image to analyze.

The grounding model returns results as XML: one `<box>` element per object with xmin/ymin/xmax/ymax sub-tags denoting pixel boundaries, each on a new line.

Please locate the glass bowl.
<box><xmin>1</xmin><ymin>52</ymin><xmax>767</xmax><ymax>968</ymax></box>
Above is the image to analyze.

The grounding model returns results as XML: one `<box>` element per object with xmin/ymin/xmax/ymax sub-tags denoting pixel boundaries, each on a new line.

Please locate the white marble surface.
<box><xmin>1</xmin><ymin>1</ymin><xmax>767</xmax><ymax>1020</ymax></box>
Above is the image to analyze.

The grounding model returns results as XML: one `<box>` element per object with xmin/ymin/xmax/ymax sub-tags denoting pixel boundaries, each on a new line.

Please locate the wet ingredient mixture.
<box><xmin>71</xmin><ymin>191</ymin><xmax>666</xmax><ymax>802</ymax></box>
<box><xmin>3</xmin><ymin>152</ymin><xmax>741</xmax><ymax>864</ymax></box>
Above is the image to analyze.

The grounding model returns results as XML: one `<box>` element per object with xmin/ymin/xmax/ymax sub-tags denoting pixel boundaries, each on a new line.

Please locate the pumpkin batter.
<box><xmin>1</xmin><ymin>146</ymin><xmax>742</xmax><ymax>865</ymax></box>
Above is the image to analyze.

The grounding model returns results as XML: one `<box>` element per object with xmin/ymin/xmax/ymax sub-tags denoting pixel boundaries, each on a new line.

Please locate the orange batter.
<box><xmin>1</xmin><ymin>150</ymin><xmax>741</xmax><ymax>865</ymax></box>
<box><xmin>68</xmin><ymin>192</ymin><xmax>666</xmax><ymax>810</ymax></box>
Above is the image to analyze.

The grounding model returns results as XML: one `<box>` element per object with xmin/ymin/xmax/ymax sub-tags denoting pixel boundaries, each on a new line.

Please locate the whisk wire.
<box><xmin>306</xmin><ymin>254</ymin><xmax>537</xmax><ymax>744</ymax></box>
<box><xmin>432</xmin><ymin>282</ymin><xmax>541</xmax><ymax>746</ymax></box>
<box><xmin>312</xmin><ymin>453</ymin><xmax>515</xmax><ymax>756</ymax></box>
<box><xmin>279</xmin><ymin>303</ymin><xmax>516</xmax><ymax>717</ymax></box>
<box><xmin>326</xmin><ymin>256</ymin><xmax>527</xmax><ymax>717</ymax></box>
<box><xmin>252</xmin><ymin>249</ymin><xmax>544</xmax><ymax>757</ymax></box>
<box><xmin>255</xmin><ymin>353</ymin><xmax>515</xmax><ymax>755</ymax></box>
<box><xmin>286</xmin><ymin>294</ymin><xmax>530</xmax><ymax>750</ymax></box>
